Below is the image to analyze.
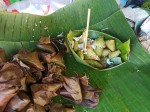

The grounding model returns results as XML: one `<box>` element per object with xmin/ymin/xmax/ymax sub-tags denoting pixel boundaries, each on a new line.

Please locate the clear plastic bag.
<box><xmin>6</xmin><ymin>0</ymin><xmax>74</xmax><ymax>15</ymax></box>
<box><xmin>0</xmin><ymin>0</ymin><xmax>7</xmax><ymax>11</ymax></box>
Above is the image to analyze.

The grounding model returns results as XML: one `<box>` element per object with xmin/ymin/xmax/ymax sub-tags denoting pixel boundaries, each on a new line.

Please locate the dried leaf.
<box><xmin>0</xmin><ymin>48</ymin><xmax>6</xmax><ymax>63</ymax></box>
<box><xmin>42</xmin><ymin>75</ymin><xmax>54</xmax><ymax>83</ymax></box>
<box><xmin>80</xmin><ymin>86</ymin><xmax>100</xmax><ymax>108</ymax></box>
<box><xmin>0</xmin><ymin>63</ymin><xmax>24</xmax><ymax>82</ymax></box>
<box><xmin>53</xmin><ymin>40</ymin><xmax>67</xmax><ymax>55</ymax></box>
<box><xmin>0</xmin><ymin>38</ymin><xmax>101</xmax><ymax>111</ymax></box>
<box><xmin>47</xmin><ymin>103</ymin><xmax>75</xmax><ymax>112</ymax></box>
<box><xmin>33</xmin><ymin>91</ymin><xmax>57</xmax><ymax>106</ymax></box>
<box><xmin>37</xmin><ymin>44</ymin><xmax>56</xmax><ymax>55</ymax></box>
<box><xmin>79</xmin><ymin>77</ymin><xmax>101</xmax><ymax>108</ymax></box>
<box><xmin>31</xmin><ymin>83</ymin><xmax>62</xmax><ymax>93</ymax></box>
<box><xmin>46</xmin><ymin>53</ymin><xmax>65</xmax><ymax>68</ymax></box>
<box><xmin>5</xmin><ymin>91</ymin><xmax>30</xmax><ymax>112</ymax></box>
<box><xmin>23</xmin><ymin>68</ymin><xmax>36</xmax><ymax>84</ymax></box>
<box><xmin>0</xmin><ymin>79</ymin><xmax>20</xmax><ymax>91</ymax></box>
<box><xmin>40</xmin><ymin>52</ymin><xmax>55</xmax><ymax>63</ymax></box>
<box><xmin>31</xmin><ymin>83</ymin><xmax>62</xmax><ymax>106</ymax></box>
<box><xmin>31</xmin><ymin>70</ymin><xmax>43</xmax><ymax>82</ymax></box>
<box><xmin>60</xmin><ymin>76</ymin><xmax>82</xmax><ymax>103</ymax></box>
<box><xmin>0</xmin><ymin>87</ymin><xmax>18</xmax><ymax>112</ymax></box>
<box><xmin>15</xmin><ymin>52</ymin><xmax>45</xmax><ymax>71</ymax></box>
<box><xmin>18</xmin><ymin>49</ymin><xmax>31</xmax><ymax>54</ymax></box>
<box><xmin>20</xmin><ymin>77</ymin><xmax>27</xmax><ymax>91</ymax></box>
<box><xmin>23</xmin><ymin>103</ymin><xmax>45</xmax><ymax>112</ymax></box>
<box><xmin>64</xmin><ymin>107</ymin><xmax>75</xmax><ymax>112</ymax></box>
<box><xmin>79</xmin><ymin>76</ymin><xmax>89</xmax><ymax>87</ymax></box>
<box><xmin>42</xmin><ymin>73</ymin><xmax>63</xmax><ymax>83</ymax></box>
<box><xmin>19</xmin><ymin>61</ymin><xmax>30</xmax><ymax>69</ymax></box>
<box><xmin>48</xmin><ymin>63</ymin><xmax>64</xmax><ymax>75</ymax></box>
<box><xmin>39</xmin><ymin>37</ymin><xmax>51</xmax><ymax>44</ymax></box>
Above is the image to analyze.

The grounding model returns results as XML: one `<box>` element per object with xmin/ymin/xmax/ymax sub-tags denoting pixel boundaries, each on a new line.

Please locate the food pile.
<box><xmin>69</xmin><ymin>31</ymin><xmax>123</xmax><ymax>69</ymax></box>
<box><xmin>0</xmin><ymin>37</ymin><xmax>101</xmax><ymax>112</ymax></box>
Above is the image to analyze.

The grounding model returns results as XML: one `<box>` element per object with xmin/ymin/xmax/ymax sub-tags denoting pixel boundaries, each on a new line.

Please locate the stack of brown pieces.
<box><xmin>0</xmin><ymin>37</ymin><xmax>101</xmax><ymax>112</ymax></box>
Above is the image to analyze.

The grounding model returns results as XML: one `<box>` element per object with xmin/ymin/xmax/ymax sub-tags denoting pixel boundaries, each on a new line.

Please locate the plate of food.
<box><xmin>67</xmin><ymin>30</ymin><xmax>130</xmax><ymax>70</ymax></box>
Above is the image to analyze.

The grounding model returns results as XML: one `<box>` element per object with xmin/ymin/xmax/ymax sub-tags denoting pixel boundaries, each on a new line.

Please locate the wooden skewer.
<box><xmin>84</xmin><ymin>8</ymin><xmax>91</xmax><ymax>52</ymax></box>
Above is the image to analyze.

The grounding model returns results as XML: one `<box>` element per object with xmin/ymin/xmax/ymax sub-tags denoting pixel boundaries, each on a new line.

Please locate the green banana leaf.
<box><xmin>0</xmin><ymin>0</ymin><xmax>150</xmax><ymax>112</ymax></box>
<box><xmin>142</xmin><ymin>0</ymin><xmax>150</xmax><ymax>10</ymax></box>
<box><xmin>67</xmin><ymin>30</ymin><xmax>130</xmax><ymax>70</ymax></box>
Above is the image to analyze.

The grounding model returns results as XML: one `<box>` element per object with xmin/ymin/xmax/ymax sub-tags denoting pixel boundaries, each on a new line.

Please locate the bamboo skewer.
<box><xmin>84</xmin><ymin>8</ymin><xmax>91</xmax><ymax>52</ymax></box>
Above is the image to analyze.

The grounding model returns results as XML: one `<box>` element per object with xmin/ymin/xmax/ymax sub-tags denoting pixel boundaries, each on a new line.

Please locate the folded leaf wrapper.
<box><xmin>0</xmin><ymin>37</ymin><xmax>101</xmax><ymax>111</ymax></box>
<box><xmin>4</xmin><ymin>91</ymin><xmax>30</xmax><ymax>112</ymax></box>
<box><xmin>67</xmin><ymin>30</ymin><xmax>130</xmax><ymax>70</ymax></box>
<box><xmin>60</xmin><ymin>76</ymin><xmax>101</xmax><ymax>108</ymax></box>
<box><xmin>79</xmin><ymin>76</ymin><xmax>101</xmax><ymax>108</ymax></box>
<box><xmin>60</xmin><ymin>76</ymin><xmax>82</xmax><ymax>103</ymax></box>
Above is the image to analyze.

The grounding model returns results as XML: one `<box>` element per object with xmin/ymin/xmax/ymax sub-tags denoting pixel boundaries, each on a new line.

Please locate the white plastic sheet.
<box><xmin>141</xmin><ymin>16</ymin><xmax>150</xmax><ymax>38</ymax></box>
<box><xmin>7</xmin><ymin>0</ymin><xmax>75</xmax><ymax>15</ymax></box>
<box><xmin>0</xmin><ymin>0</ymin><xmax>7</xmax><ymax>11</ymax></box>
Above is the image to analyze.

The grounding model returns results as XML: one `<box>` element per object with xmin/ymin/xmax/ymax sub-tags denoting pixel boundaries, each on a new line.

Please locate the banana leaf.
<box><xmin>66</xmin><ymin>30</ymin><xmax>130</xmax><ymax>70</ymax></box>
<box><xmin>0</xmin><ymin>0</ymin><xmax>150</xmax><ymax>112</ymax></box>
<box><xmin>142</xmin><ymin>0</ymin><xmax>150</xmax><ymax>10</ymax></box>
